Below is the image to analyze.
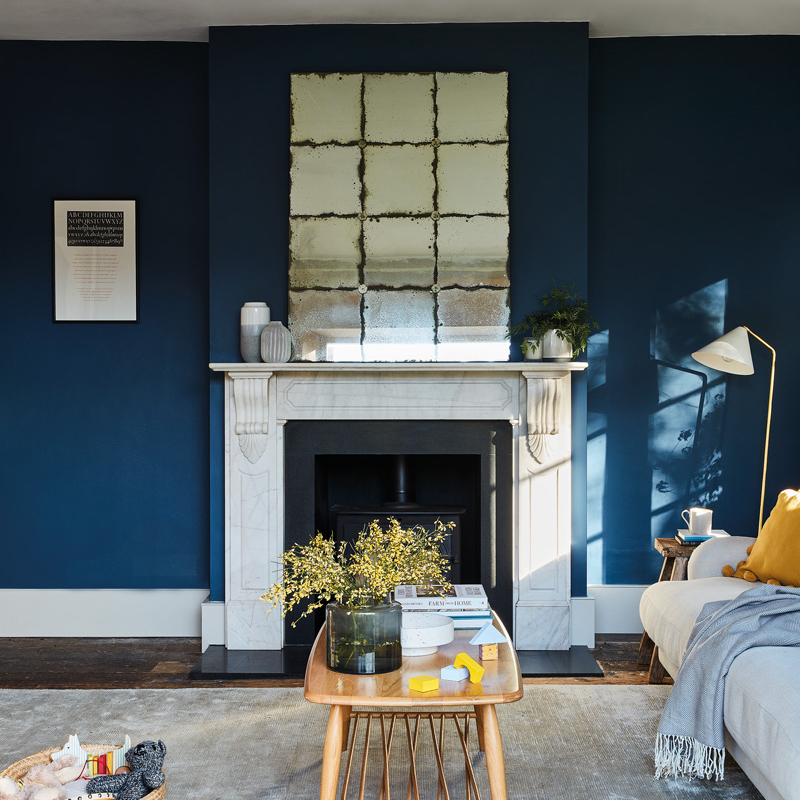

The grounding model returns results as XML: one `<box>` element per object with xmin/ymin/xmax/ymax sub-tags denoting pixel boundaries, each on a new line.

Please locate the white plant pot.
<box><xmin>522</xmin><ymin>337</ymin><xmax>543</xmax><ymax>361</ymax></box>
<box><xmin>542</xmin><ymin>330</ymin><xmax>573</xmax><ymax>362</ymax></box>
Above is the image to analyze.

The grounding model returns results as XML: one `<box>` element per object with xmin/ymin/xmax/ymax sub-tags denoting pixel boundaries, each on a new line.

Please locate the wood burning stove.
<box><xmin>332</xmin><ymin>454</ymin><xmax>466</xmax><ymax>582</ymax></box>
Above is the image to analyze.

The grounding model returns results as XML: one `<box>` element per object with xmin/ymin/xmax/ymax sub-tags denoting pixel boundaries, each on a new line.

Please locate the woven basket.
<box><xmin>0</xmin><ymin>745</ymin><xmax>166</xmax><ymax>799</ymax></box>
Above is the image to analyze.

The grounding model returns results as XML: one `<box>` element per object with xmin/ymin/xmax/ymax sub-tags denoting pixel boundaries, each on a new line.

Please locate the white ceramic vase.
<box><xmin>240</xmin><ymin>302</ymin><xmax>270</xmax><ymax>363</ymax></box>
<box><xmin>542</xmin><ymin>329</ymin><xmax>573</xmax><ymax>361</ymax></box>
<box><xmin>260</xmin><ymin>321</ymin><xmax>292</xmax><ymax>363</ymax></box>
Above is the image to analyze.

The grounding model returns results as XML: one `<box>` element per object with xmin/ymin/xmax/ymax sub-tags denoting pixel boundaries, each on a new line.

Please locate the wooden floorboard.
<box><xmin>0</xmin><ymin>634</ymin><xmax>656</xmax><ymax>689</ymax></box>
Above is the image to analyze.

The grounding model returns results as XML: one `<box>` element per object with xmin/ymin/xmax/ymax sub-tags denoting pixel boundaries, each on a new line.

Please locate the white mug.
<box><xmin>681</xmin><ymin>507</ymin><xmax>713</xmax><ymax>537</ymax></box>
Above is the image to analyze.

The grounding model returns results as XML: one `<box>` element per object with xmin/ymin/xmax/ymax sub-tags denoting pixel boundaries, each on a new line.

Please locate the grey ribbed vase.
<box><xmin>260</xmin><ymin>321</ymin><xmax>292</xmax><ymax>363</ymax></box>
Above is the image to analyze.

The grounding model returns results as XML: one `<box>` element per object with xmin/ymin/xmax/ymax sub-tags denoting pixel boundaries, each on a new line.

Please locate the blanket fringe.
<box><xmin>654</xmin><ymin>733</ymin><xmax>725</xmax><ymax>780</ymax></box>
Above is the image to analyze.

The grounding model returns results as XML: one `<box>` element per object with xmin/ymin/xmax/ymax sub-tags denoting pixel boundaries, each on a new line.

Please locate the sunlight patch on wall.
<box><xmin>650</xmin><ymin>280</ymin><xmax>728</xmax><ymax>540</ymax></box>
<box><xmin>586</xmin><ymin>329</ymin><xmax>609</xmax><ymax>584</ymax></box>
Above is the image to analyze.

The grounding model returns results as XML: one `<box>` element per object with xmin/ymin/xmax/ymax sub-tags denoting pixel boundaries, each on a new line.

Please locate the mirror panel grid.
<box><xmin>289</xmin><ymin>71</ymin><xmax>509</xmax><ymax>362</ymax></box>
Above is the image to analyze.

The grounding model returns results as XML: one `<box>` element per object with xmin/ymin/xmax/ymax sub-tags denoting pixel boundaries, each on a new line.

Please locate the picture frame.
<box><xmin>52</xmin><ymin>198</ymin><xmax>139</xmax><ymax>322</ymax></box>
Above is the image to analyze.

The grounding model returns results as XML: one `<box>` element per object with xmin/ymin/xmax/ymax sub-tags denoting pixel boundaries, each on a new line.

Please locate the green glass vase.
<box><xmin>325</xmin><ymin>600</ymin><xmax>402</xmax><ymax>674</ymax></box>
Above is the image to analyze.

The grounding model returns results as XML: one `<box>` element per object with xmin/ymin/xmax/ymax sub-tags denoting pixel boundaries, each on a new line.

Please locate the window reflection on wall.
<box><xmin>288</xmin><ymin>72</ymin><xmax>510</xmax><ymax>362</ymax></box>
<box><xmin>586</xmin><ymin>280</ymin><xmax>729</xmax><ymax>586</ymax></box>
<box><xmin>586</xmin><ymin>328</ymin><xmax>609</xmax><ymax>585</ymax></box>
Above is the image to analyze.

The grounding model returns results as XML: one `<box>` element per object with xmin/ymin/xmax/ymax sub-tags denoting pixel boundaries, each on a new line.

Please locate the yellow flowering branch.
<box><xmin>261</xmin><ymin>518</ymin><xmax>454</xmax><ymax>626</ymax></box>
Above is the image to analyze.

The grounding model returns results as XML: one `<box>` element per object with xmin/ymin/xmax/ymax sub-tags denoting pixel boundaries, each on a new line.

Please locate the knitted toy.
<box><xmin>0</xmin><ymin>755</ymin><xmax>82</xmax><ymax>800</ymax></box>
<box><xmin>723</xmin><ymin>544</ymin><xmax>782</xmax><ymax>585</ymax></box>
<box><xmin>85</xmin><ymin>742</ymin><xmax>165</xmax><ymax>800</ymax></box>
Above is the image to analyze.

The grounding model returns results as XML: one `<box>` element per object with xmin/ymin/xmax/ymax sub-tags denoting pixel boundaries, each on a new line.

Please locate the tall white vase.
<box><xmin>240</xmin><ymin>302</ymin><xmax>270</xmax><ymax>362</ymax></box>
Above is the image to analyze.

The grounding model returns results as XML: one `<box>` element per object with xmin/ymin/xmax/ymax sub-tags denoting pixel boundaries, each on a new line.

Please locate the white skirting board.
<box><xmin>570</xmin><ymin>595</ymin><xmax>596</xmax><ymax>647</ymax></box>
<box><xmin>202</xmin><ymin>599</ymin><xmax>600</xmax><ymax>651</ymax></box>
<box><xmin>202</xmin><ymin>600</ymin><xmax>225</xmax><ymax>647</ymax></box>
<box><xmin>0</xmin><ymin>589</ymin><xmax>209</xmax><ymax>637</ymax></box>
<box><xmin>589</xmin><ymin>585</ymin><xmax>648</xmax><ymax>634</ymax></box>
<box><xmin>0</xmin><ymin>589</ymin><xmax>643</xmax><ymax>640</ymax></box>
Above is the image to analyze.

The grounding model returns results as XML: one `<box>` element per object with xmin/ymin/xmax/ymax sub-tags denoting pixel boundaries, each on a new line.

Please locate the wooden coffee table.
<box><xmin>304</xmin><ymin>614</ymin><xmax>523</xmax><ymax>800</ymax></box>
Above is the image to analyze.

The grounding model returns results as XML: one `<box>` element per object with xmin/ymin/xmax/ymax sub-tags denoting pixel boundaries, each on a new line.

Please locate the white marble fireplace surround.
<box><xmin>209</xmin><ymin>361</ymin><xmax>588</xmax><ymax>651</ymax></box>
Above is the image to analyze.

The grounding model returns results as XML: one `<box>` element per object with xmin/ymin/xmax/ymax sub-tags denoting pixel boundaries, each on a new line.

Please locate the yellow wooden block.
<box><xmin>409</xmin><ymin>675</ymin><xmax>439</xmax><ymax>693</ymax></box>
<box><xmin>479</xmin><ymin>643</ymin><xmax>499</xmax><ymax>661</ymax></box>
<box><xmin>453</xmin><ymin>652</ymin><xmax>485</xmax><ymax>684</ymax></box>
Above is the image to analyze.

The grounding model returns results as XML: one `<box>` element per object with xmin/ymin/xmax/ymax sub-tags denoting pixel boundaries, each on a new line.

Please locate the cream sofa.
<box><xmin>639</xmin><ymin>535</ymin><xmax>800</xmax><ymax>800</ymax></box>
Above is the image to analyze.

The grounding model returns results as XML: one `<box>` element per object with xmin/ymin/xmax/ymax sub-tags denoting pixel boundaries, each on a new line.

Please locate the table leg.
<box><xmin>476</xmin><ymin>705</ymin><xmax>507</xmax><ymax>800</ymax></box>
<box><xmin>638</xmin><ymin>554</ymin><xmax>677</xmax><ymax>669</ymax></box>
<box><xmin>648</xmin><ymin>646</ymin><xmax>668</xmax><ymax>684</ymax></box>
<box><xmin>658</xmin><ymin>556</ymin><xmax>675</xmax><ymax>582</ymax></box>
<box><xmin>320</xmin><ymin>704</ymin><xmax>350</xmax><ymax>800</ymax></box>
<box><xmin>671</xmin><ymin>556</ymin><xmax>689</xmax><ymax>581</ymax></box>
<box><xmin>342</xmin><ymin>712</ymin><xmax>351</xmax><ymax>752</ymax></box>
<box><xmin>637</xmin><ymin>631</ymin><xmax>655</xmax><ymax>666</ymax></box>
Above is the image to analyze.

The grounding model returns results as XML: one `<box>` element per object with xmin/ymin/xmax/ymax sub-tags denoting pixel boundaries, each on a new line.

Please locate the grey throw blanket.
<box><xmin>655</xmin><ymin>583</ymin><xmax>800</xmax><ymax>780</ymax></box>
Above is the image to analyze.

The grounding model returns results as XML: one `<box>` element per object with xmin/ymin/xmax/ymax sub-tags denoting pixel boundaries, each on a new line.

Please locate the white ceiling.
<box><xmin>2</xmin><ymin>0</ymin><xmax>800</xmax><ymax>42</ymax></box>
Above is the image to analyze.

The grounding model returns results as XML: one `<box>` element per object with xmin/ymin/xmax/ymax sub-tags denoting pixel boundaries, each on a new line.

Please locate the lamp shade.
<box><xmin>691</xmin><ymin>326</ymin><xmax>754</xmax><ymax>375</ymax></box>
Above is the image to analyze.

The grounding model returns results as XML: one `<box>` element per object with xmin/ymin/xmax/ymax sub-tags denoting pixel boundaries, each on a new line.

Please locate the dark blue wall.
<box><xmin>588</xmin><ymin>37</ymin><xmax>800</xmax><ymax>585</ymax></box>
<box><xmin>0</xmin><ymin>42</ymin><xmax>210</xmax><ymax>588</ymax></box>
<box><xmin>6</xmin><ymin>29</ymin><xmax>796</xmax><ymax>603</ymax></box>
<box><xmin>208</xmin><ymin>23</ymin><xmax>590</xmax><ymax>600</ymax></box>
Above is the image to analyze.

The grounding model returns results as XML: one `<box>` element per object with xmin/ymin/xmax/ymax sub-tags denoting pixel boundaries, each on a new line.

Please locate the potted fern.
<box><xmin>509</xmin><ymin>282</ymin><xmax>597</xmax><ymax>361</ymax></box>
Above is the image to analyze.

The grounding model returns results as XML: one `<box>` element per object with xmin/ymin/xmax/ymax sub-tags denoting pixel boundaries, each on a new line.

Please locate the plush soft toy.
<box><xmin>85</xmin><ymin>742</ymin><xmax>165</xmax><ymax>800</ymax></box>
<box><xmin>722</xmin><ymin>544</ymin><xmax>772</xmax><ymax>582</ymax></box>
<box><xmin>724</xmin><ymin>545</ymin><xmax>786</xmax><ymax>585</ymax></box>
<box><xmin>0</xmin><ymin>755</ymin><xmax>82</xmax><ymax>800</ymax></box>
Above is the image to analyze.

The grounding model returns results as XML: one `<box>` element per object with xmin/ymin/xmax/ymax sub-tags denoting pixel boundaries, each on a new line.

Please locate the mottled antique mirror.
<box><xmin>289</xmin><ymin>72</ymin><xmax>509</xmax><ymax>361</ymax></box>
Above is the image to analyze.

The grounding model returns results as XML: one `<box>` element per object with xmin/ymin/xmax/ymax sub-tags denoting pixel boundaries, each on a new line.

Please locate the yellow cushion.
<box><xmin>724</xmin><ymin>489</ymin><xmax>800</xmax><ymax>586</ymax></box>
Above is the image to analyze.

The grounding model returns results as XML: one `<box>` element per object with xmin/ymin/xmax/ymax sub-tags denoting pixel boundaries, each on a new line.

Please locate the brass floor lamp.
<box><xmin>691</xmin><ymin>326</ymin><xmax>776</xmax><ymax>536</ymax></box>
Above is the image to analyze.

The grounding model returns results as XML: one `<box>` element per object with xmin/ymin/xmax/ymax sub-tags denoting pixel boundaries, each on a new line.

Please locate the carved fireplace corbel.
<box><xmin>232</xmin><ymin>373</ymin><xmax>272</xmax><ymax>463</ymax></box>
<box><xmin>524</xmin><ymin>370</ymin><xmax>568</xmax><ymax>462</ymax></box>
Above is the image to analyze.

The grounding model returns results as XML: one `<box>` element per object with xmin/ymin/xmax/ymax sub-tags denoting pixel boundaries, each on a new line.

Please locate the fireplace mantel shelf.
<box><xmin>211</xmin><ymin>361</ymin><xmax>587</xmax><ymax>374</ymax></box>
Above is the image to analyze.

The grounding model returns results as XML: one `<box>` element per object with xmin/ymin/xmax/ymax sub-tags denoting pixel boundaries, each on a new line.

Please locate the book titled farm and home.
<box><xmin>402</xmin><ymin>607</ymin><xmax>494</xmax><ymax>629</ymax></box>
<box><xmin>394</xmin><ymin>584</ymin><xmax>489</xmax><ymax>610</ymax></box>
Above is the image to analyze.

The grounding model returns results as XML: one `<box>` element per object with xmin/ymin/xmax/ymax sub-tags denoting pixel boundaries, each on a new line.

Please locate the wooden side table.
<box><xmin>637</xmin><ymin>538</ymin><xmax>698</xmax><ymax>683</ymax></box>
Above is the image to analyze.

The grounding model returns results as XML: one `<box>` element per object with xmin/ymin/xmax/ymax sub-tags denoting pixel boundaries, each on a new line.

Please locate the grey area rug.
<box><xmin>0</xmin><ymin>686</ymin><xmax>763</xmax><ymax>800</ymax></box>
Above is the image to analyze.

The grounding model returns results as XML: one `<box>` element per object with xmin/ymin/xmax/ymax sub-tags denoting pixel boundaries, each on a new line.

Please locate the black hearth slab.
<box><xmin>191</xmin><ymin>644</ymin><xmax>603</xmax><ymax>680</ymax></box>
<box><xmin>517</xmin><ymin>646</ymin><xmax>604</xmax><ymax>678</ymax></box>
<box><xmin>190</xmin><ymin>645</ymin><xmax>312</xmax><ymax>680</ymax></box>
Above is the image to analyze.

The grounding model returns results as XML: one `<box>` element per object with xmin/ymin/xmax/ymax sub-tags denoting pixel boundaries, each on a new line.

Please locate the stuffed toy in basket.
<box><xmin>0</xmin><ymin>742</ymin><xmax>166</xmax><ymax>800</ymax></box>
<box><xmin>86</xmin><ymin>741</ymin><xmax>166</xmax><ymax>800</ymax></box>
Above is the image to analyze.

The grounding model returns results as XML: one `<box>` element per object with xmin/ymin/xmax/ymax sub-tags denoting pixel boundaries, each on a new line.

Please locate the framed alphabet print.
<box><xmin>53</xmin><ymin>198</ymin><xmax>139</xmax><ymax>322</ymax></box>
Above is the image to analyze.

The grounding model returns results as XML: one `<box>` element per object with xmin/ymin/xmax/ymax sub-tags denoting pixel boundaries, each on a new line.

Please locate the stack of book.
<box><xmin>394</xmin><ymin>584</ymin><xmax>492</xmax><ymax>628</ymax></box>
<box><xmin>676</xmin><ymin>529</ymin><xmax>730</xmax><ymax>545</ymax></box>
